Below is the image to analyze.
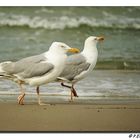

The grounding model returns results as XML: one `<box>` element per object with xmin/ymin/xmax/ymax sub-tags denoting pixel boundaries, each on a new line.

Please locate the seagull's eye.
<box><xmin>61</xmin><ymin>45</ymin><xmax>65</xmax><ymax>48</ymax></box>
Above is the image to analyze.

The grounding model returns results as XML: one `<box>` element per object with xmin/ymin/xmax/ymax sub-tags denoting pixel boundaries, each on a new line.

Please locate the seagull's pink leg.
<box><xmin>17</xmin><ymin>83</ymin><xmax>25</xmax><ymax>105</ymax></box>
<box><xmin>36</xmin><ymin>86</ymin><xmax>48</xmax><ymax>105</ymax></box>
<box><xmin>61</xmin><ymin>82</ymin><xmax>78</xmax><ymax>101</ymax></box>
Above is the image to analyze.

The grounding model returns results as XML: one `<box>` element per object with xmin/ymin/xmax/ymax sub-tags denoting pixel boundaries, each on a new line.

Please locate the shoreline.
<box><xmin>0</xmin><ymin>93</ymin><xmax>140</xmax><ymax>105</ymax></box>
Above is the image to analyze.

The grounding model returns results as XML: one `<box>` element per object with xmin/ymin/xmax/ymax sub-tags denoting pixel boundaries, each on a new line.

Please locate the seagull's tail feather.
<box><xmin>0</xmin><ymin>73</ymin><xmax>5</xmax><ymax>79</ymax></box>
<box><xmin>0</xmin><ymin>63</ymin><xmax>4</xmax><ymax>78</ymax></box>
<box><xmin>0</xmin><ymin>61</ymin><xmax>12</xmax><ymax>79</ymax></box>
<box><xmin>57</xmin><ymin>77</ymin><xmax>68</xmax><ymax>82</ymax></box>
<box><xmin>0</xmin><ymin>73</ymin><xmax>13</xmax><ymax>80</ymax></box>
<box><xmin>0</xmin><ymin>70</ymin><xmax>6</xmax><ymax>79</ymax></box>
<box><xmin>0</xmin><ymin>75</ymin><xmax>3</xmax><ymax>78</ymax></box>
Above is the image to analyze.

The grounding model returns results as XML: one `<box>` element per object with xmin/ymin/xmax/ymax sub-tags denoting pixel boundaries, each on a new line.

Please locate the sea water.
<box><xmin>0</xmin><ymin>7</ymin><xmax>140</xmax><ymax>101</ymax></box>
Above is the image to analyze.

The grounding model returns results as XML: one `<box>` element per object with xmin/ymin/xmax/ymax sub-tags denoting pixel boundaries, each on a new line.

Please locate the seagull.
<box><xmin>57</xmin><ymin>36</ymin><xmax>104</xmax><ymax>101</ymax></box>
<box><xmin>0</xmin><ymin>42</ymin><xmax>79</xmax><ymax>105</ymax></box>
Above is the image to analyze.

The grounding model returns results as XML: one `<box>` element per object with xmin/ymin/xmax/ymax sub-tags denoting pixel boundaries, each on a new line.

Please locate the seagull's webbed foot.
<box><xmin>18</xmin><ymin>93</ymin><xmax>25</xmax><ymax>105</ymax></box>
<box><xmin>18</xmin><ymin>83</ymin><xmax>25</xmax><ymax>105</ymax></box>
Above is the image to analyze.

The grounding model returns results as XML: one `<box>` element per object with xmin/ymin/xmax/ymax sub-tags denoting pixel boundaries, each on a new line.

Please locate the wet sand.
<box><xmin>0</xmin><ymin>102</ymin><xmax>140</xmax><ymax>131</ymax></box>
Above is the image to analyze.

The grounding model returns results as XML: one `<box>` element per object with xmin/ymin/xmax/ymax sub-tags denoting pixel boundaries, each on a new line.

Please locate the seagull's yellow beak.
<box><xmin>96</xmin><ymin>36</ymin><xmax>104</xmax><ymax>41</ymax></box>
<box><xmin>68</xmin><ymin>48</ymin><xmax>80</xmax><ymax>53</ymax></box>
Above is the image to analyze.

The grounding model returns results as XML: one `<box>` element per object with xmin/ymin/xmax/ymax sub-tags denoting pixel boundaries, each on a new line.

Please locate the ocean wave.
<box><xmin>0</xmin><ymin>14</ymin><xmax>140</xmax><ymax>30</ymax></box>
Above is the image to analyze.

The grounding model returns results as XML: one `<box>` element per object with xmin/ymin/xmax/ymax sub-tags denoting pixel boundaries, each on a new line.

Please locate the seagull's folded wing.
<box><xmin>2</xmin><ymin>54</ymin><xmax>54</xmax><ymax>79</ymax></box>
<box><xmin>58</xmin><ymin>54</ymin><xmax>90</xmax><ymax>81</ymax></box>
<box><xmin>18</xmin><ymin>62</ymin><xmax>54</xmax><ymax>79</ymax></box>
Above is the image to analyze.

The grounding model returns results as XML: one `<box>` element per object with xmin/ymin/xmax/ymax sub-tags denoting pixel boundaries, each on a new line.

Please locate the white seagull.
<box><xmin>0</xmin><ymin>42</ymin><xmax>79</xmax><ymax>105</ymax></box>
<box><xmin>57</xmin><ymin>36</ymin><xmax>104</xmax><ymax>101</ymax></box>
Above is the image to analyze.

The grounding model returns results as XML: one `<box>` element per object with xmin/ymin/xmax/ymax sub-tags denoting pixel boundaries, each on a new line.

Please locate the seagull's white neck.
<box><xmin>81</xmin><ymin>41</ymin><xmax>98</xmax><ymax>64</ymax></box>
<box><xmin>44</xmin><ymin>50</ymin><xmax>67</xmax><ymax>66</ymax></box>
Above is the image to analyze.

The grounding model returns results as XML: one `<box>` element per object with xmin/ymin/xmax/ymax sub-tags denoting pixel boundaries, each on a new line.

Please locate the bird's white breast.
<box><xmin>73</xmin><ymin>47</ymin><xmax>98</xmax><ymax>82</ymax></box>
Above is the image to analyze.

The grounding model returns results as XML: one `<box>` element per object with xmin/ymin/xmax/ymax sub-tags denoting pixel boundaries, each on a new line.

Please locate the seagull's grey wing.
<box><xmin>17</xmin><ymin>62</ymin><xmax>54</xmax><ymax>79</ymax></box>
<box><xmin>66</xmin><ymin>53</ymin><xmax>86</xmax><ymax>65</ymax></box>
<box><xmin>2</xmin><ymin>54</ymin><xmax>47</xmax><ymax>74</ymax></box>
<box><xmin>2</xmin><ymin>54</ymin><xmax>54</xmax><ymax>79</ymax></box>
<box><xmin>59</xmin><ymin>54</ymin><xmax>90</xmax><ymax>81</ymax></box>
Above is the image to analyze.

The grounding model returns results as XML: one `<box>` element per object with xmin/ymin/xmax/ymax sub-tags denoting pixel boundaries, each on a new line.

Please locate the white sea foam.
<box><xmin>0</xmin><ymin>13</ymin><xmax>140</xmax><ymax>30</ymax></box>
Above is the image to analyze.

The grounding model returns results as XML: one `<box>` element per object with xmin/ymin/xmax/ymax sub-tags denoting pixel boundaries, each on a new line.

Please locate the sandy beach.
<box><xmin>0</xmin><ymin>99</ymin><xmax>140</xmax><ymax>131</ymax></box>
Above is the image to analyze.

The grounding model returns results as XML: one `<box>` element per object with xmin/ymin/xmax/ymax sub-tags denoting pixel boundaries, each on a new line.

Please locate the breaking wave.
<box><xmin>0</xmin><ymin>14</ymin><xmax>140</xmax><ymax>30</ymax></box>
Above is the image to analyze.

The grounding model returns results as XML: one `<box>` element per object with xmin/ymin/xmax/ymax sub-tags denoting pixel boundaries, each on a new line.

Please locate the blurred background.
<box><xmin>0</xmin><ymin>7</ymin><xmax>140</xmax><ymax>101</ymax></box>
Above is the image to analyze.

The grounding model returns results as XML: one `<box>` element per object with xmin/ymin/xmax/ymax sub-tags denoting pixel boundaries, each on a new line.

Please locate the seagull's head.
<box><xmin>85</xmin><ymin>36</ymin><xmax>104</xmax><ymax>47</ymax></box>
<box><xmin>50</xmin><ymin>42</ymin><xmax>80</xmax><ymax>54</ymax></box>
